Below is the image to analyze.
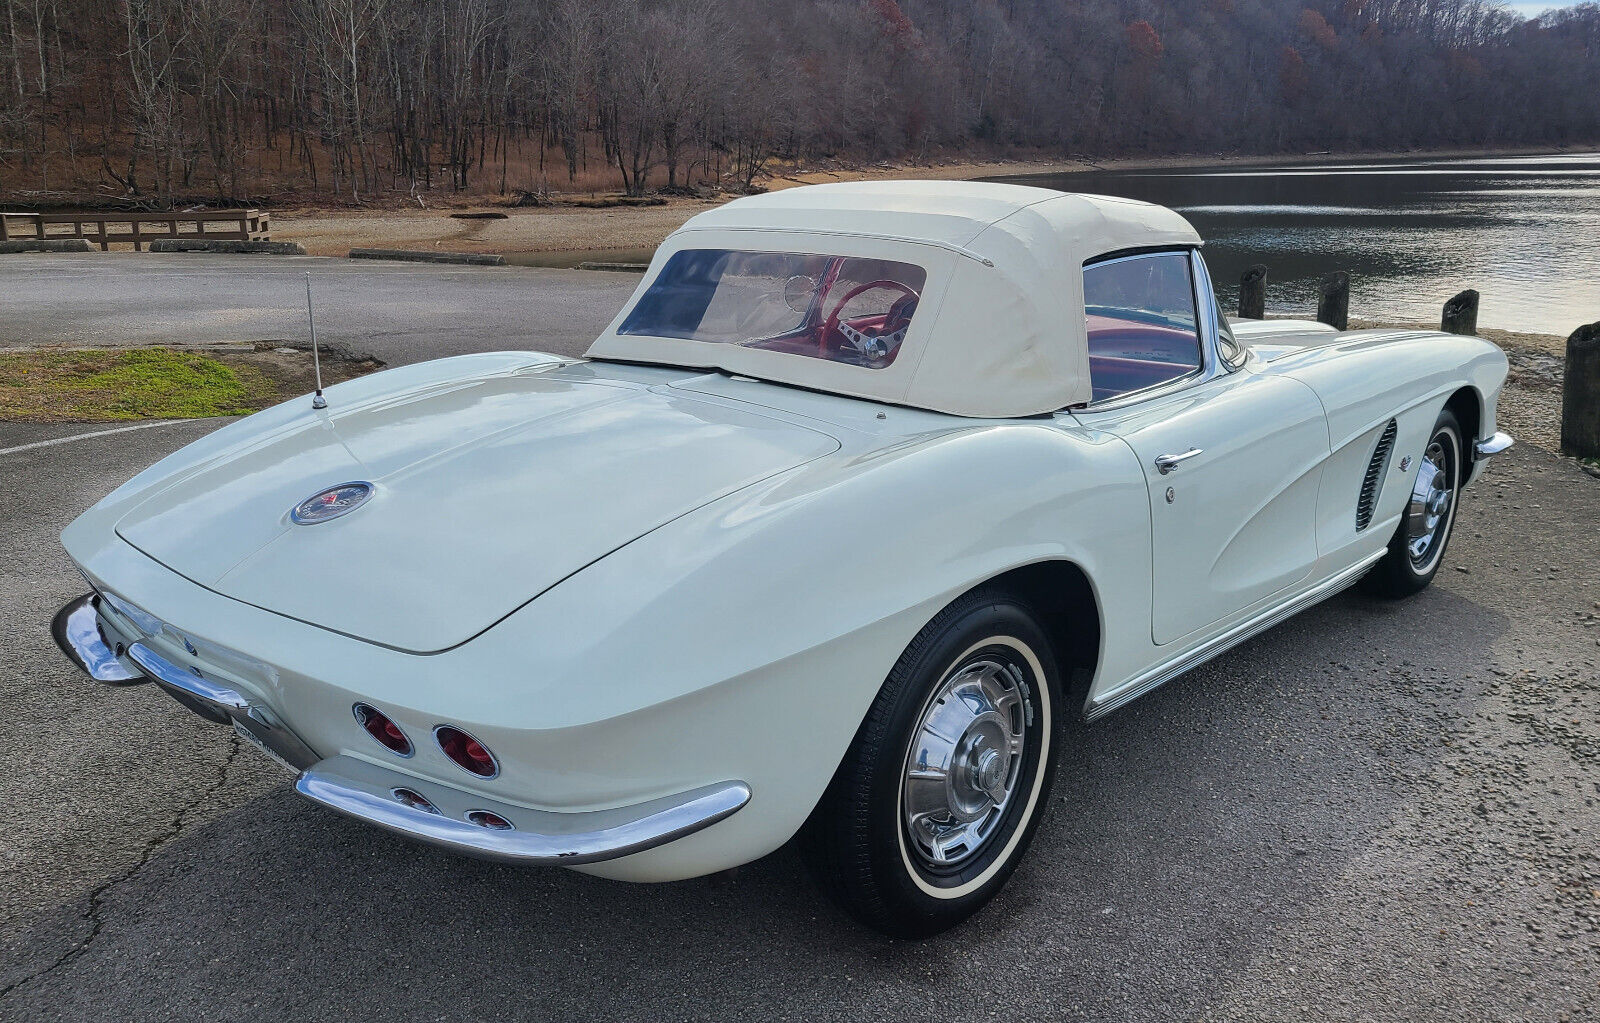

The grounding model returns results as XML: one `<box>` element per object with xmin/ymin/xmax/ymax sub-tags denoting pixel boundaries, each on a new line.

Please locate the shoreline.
<box><xmin>275</xmin><ymin>144</ymin><xmax>1585</xmax><ymax>258</ymax></box>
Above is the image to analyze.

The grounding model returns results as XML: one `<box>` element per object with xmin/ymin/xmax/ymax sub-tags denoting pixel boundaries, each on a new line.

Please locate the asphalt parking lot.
<box><xmin>2</xmin><ymin>257</ymin><xmax>1597</xmax><ymax>1021</ymax></box>
<box><xmin>0</xmin><ymin>252</ymin><xmax>638</xmax><ymax>362</ymax></box>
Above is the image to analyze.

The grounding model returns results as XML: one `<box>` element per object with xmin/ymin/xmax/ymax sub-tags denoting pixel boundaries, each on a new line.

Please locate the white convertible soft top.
<box><xmin>586</xmin><ymin>181</ymin><xmax>1202</xmax><ymax>417</ymax></box>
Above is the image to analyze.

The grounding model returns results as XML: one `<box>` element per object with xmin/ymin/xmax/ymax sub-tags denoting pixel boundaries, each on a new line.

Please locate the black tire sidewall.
<box><xmin>1361</xmin><ymin>408</ymin><xmax>1464</xmax><ymax>599</ymax></box>
<box><xmin>857</xmin><ymin>596</ymin><xmax>1061</xmax><ymax>934</ymax></box>
<box><xmin>1403</xmin><ymin>413</ymin><xmax>1463</xmax><ymax>582</ymax></box>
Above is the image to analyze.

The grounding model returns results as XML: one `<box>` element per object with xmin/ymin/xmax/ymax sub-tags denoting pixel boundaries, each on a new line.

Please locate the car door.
<box><xmin>1071</xmin><ymin>251</ymin><xmax>1329</xmax><ymax>646</ymax></box>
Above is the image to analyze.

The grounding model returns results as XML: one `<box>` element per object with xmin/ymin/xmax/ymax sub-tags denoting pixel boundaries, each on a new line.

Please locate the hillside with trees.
<box><xmin>1</xmin><ymin>0</ymin><xmax>1597</xmax><ymax>205</ymax></box>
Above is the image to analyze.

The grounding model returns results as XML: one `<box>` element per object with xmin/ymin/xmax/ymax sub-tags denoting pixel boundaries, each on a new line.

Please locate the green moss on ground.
<box><xmin>0</xmin><ymin>348</ymin><xmax>280</xmax><ymax>421</ymax></box>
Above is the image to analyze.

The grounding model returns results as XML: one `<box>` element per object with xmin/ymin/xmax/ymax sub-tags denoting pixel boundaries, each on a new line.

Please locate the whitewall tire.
<box><xmin>800</xmin><ymin>588</ymin><xmax>1062</xmax><ymax>938</ymax></box>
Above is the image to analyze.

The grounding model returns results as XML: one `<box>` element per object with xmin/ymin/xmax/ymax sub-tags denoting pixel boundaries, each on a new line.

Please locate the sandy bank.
<box><xmin>273</xmin><ymin>145</ymin><xmax>1575</xmax><ymax>258</ymax></box>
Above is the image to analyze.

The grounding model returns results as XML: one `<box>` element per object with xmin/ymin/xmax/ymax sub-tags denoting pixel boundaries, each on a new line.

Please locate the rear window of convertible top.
<box><xmin>618</xmin><ymin>248</ymin><xmax>928</xmax><ymax>369</ymax></box>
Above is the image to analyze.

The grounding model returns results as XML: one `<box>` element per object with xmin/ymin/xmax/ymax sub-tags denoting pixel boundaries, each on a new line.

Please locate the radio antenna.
<box><xmin>305</xmin><ymin>272</ymin><xmax>328</xmax><ymax>410</ymax></box>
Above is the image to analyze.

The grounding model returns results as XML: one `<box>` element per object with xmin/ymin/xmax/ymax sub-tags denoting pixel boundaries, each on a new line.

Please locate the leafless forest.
<box><xmin>1</xmin><ymin>0</ymin><xmax>1597</xmax><ymax>205</ymax></box>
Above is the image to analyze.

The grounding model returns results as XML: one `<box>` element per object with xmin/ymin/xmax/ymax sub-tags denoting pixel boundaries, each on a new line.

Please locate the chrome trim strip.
<box><xmin>1085</xmin><ymin>551</ymin><xmax>1386</xmax><ymax>722</ymax></box>
<box><xmin>50</xmin><ymin>593</ymin><xmax>145</xmax><ymax>684</ymax></box>
<box><xmin>295</xmin><ymin>755</ymin><xmax>751</xmax><ymax>865</ymax></box>
<box><xmin>1474</xmin><ymin>432</ymin><xmax>1514</xmax><ymax>459</ymax></box>
<box><xmin>126</xmin><ymin>641</ymin><xmax>320</xmax><ymax>770</ymax></box>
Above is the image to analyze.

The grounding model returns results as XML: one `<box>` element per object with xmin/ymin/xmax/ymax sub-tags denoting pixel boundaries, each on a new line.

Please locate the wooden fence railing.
<box><xmin>0</xmin><ymin>210</ymin><xmax>270</xmax><ymax>251</ymax></box>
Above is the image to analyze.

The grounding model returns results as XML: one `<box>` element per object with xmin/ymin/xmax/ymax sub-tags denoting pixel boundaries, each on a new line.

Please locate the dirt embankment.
<box><xmin>275</xmin><ymin>157</ymin><xmax>1098</xmax><ymax>257</ymax></box>
<box><xmin>272</xmin><ymin>145</ymin><xmax>1577</xmax><ymax>258</ymax></box>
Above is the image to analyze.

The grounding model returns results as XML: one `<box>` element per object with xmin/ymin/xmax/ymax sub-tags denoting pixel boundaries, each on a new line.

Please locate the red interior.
<box><xmin>1086</xmin><ymin>313</ymin><xmax>1200</xmax><ymax>402</ymax></box>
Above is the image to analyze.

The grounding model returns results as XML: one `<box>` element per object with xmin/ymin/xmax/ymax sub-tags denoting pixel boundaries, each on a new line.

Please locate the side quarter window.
<box><xmin>1083</xmin><ymin>252</ymin><xmax>1202</xmax><ymax>403</ymax></box>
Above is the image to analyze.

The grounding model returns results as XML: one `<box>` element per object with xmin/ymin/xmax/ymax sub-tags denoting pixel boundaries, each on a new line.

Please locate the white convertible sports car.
<box><xmin>54</xmin><ymin>181</ymin><xmax>1512</xmax><ymax>937</ymax></box>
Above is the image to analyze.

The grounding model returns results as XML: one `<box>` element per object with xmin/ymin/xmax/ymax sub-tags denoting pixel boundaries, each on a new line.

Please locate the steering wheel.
<box><xmin>820</xmin><ymin>280</ymin><xmax>920</xmax><ymax>362</ymax></box>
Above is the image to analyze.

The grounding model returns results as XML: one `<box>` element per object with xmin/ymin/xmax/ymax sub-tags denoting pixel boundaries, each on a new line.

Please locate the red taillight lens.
<box><xmin>436</xmin><ymin>725</ymin><xmax>497</xmax><ymax>778</ymax></box>
<box><xmin>467</xmin><ymin>810</ymin><xmax>513</xmax><ymax>830</ymax></box>
<box><xmin>353</xmin><ymin>703</ymin><xmax>412</xmax><ymax>757</ymax></box>
<box><xmin>391</xmin><ymin>788</ymin><xmax>440</xmax><ymax>814</ymax></box>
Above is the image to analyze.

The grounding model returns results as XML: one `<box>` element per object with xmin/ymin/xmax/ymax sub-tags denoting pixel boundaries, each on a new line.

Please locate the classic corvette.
<box><xmin>53</xmin><ymin>181</ymin><xmax>1512</xmax><ymax>937</ymax></box>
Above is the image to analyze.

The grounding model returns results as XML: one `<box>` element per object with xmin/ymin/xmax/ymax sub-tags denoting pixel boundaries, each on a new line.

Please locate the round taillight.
<box><xmin>435</xmin><ymin>725</ymin><xmax>498</xmax><ymax>778</ymax></box>
<box><xmin>391</xmin><ymin>788</ymin><xmax>440</xmax><ymax>814</ymax></box>
<box><xmin>353</xmin><ymin>703</ymin><xmax>412</xmax><ymax>757</ymax></box>
<box><xmin>467</xmin><ymin>810</ymin><xmax>513</xmax><ymax>831</ymax></box>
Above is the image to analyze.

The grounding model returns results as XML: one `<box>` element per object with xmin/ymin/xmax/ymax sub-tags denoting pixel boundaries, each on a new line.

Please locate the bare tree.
<box><xmin>0</xmin><ymin>0</ymin><xmax>1596</xmax><ymax>203</ymax></box>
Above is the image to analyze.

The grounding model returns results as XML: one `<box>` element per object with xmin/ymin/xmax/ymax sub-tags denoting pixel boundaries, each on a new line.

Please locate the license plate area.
<box><xmin>234</xmin><ymin>720</ymin><xmax>299</xmax><ymax>774</ymax></box>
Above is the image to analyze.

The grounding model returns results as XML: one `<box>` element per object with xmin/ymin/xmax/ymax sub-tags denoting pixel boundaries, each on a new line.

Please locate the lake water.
<box><xmin>997</xmin><ymin>152</ymin><xmax>1600</xmax><ymax>338</ymax></box>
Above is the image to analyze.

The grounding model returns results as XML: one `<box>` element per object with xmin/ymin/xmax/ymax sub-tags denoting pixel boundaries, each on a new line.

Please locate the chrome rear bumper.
<box><xmin>52</xmin><ymin>591</ymin><xmax>751</xmax><ymax>865</ymax></box>
<box><xmin>51</xmin><ymin>593</ymin><xmax>144</xmax><ymax>683</ymax></box>
<box><xmin>124</xmin><ymin>639</ymin><xmax>322</xmax><ymax>771</ymax></box>
<box><xmin>296</xmin><ymin>756</ymin><xmax>751</xmax><ymax>865</ymax></box>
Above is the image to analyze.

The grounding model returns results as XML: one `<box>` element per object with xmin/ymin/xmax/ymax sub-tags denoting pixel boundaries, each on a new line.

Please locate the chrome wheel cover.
<box><xmin>1406</xmin><ymin>432</ymin><xmax>1457</xmax><ymax>572</ymax></box>
<box><xmin>901</xmin><ymin>655</ymin><xmax>1031</xmax><ymax>872</ymax></box>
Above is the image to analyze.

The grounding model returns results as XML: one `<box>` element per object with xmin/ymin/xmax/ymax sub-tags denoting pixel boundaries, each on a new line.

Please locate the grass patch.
<box><xmin>0</xmin><ymin>347</ymin><xmax>282</xmax><ymax>421</ymax></box>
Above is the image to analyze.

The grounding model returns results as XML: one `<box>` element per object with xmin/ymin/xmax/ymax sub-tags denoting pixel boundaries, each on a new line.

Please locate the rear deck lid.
<box><xmin>114</xmin><ymin>371</ymin><xmax>837</xmax><ymax>652</ymax></box>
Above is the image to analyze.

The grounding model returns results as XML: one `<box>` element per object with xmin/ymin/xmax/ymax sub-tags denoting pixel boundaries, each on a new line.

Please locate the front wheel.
<box><xmin>799</xmin><ymin>590</ymin><xmax>1061</xmax><ymax>938</ymax></box>
<box><xmin>1361</xmin><ymin>408</ymin><xmax>1463</xmax><ymax>599</ymax></box>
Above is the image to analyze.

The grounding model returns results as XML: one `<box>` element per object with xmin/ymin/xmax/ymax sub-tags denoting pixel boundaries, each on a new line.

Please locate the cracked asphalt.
<box><xmin>2</xmin><ymin>258</ymin><xmax>1597</xmax><ymax>1021</ymax></box>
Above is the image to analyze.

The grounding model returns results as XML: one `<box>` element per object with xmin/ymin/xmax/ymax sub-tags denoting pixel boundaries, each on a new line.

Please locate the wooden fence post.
<box><xmin>1238</xmin><ymin>265</ymin><xmax>1267</xmax><ymax>319</ymax></box>
<box><xmin>1316</xmin><ymin>272</ymin><xmax>1349</xmax><ymax>331</ymax></box>
<box><xmin>1441</xmin><ymin>289</ymin><xmax>1479</xmax><ymax>335</ymax></box>
<box><xmin>1561</xmin><ymin>321</ymin><xmax>1600</xmax><ymax>460</ymax></box>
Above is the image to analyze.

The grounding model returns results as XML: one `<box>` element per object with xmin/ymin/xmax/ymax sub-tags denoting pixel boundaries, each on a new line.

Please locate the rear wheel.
<box><xmin>799</xmin><ymin>589</ymin><xmax>1061</xmax><ymax>938</ymax></box>
<box><xmin>1361</xmin><ymin>409</ymin><xmax>1463</xmax><ymax>599</ymax></box>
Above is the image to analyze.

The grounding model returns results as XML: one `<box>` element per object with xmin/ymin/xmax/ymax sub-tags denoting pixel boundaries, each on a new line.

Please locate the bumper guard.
<box><xmin>1474</xmin><ymin>431</ymin><xmax>1514</xmax><ymax>459</ymax></box>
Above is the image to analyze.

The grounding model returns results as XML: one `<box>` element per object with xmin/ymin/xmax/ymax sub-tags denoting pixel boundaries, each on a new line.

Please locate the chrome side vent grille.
<box><xmin>1356</xmin><ymin>419</ymin><xmax>1398</xmax><ymax>531</ymax></box>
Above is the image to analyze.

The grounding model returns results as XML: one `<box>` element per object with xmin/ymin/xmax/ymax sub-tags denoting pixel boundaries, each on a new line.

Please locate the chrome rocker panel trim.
<box><xmin>1085</xmin><ymin>550</ymin><xmax>1386</xmax><ymax>722</ymax></box>
<box><xmin>125</xmin><ymin>640</ymin><xmax>322</xmax><ymax>771</ymax></box>
<box><xmin>295</xmin><ymin>755</ymin><xmax>752</xmax><ymax>866</ymax></box>
<box><xmin>51</xmin><ymin>593</ymin><xmax>145</xmax><ymax>684</ymax></box>
<box><xmin>1474</xmin><ymin>431</ymin><xmax>1514</xmax><ymax>459</ymax></box>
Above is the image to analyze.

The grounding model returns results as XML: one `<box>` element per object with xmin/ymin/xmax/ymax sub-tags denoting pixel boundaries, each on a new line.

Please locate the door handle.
<box><xmin>1155</xmin><ymin>448</ymin><xmax>1204</xmax><ymax>474</ymax></box>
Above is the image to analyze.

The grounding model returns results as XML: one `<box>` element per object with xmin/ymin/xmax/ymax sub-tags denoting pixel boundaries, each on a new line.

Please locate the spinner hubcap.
<box><xmin>1406</xmin><ymin>436</ymin><xmax>1456</xmax><ymax>570</ymax></box>
<box><xmin>901</xmin><ymin>656</ymin><xmax>1030</xmax><ymax>871</ymax></box>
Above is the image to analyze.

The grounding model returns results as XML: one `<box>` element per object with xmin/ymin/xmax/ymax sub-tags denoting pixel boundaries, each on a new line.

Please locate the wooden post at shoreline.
<box><xmin>1238</xmin><ymin>265</ymin><xmax>1267</xmax><ymax>319</ymax></box>
<box><xmin>1562</xmin><ymin>321</ymin><xmax>1600</xmax><ymax>460</ymax></box>
<box><xmin>1316</xmin><ymin>272</ymin><xmax>1349</xmax><ymax>331</ymax></box>
<box><xmin>1441</xmin><ymin>290</ymin><xmax>1479</xmax><ymax>336</ymax></box>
